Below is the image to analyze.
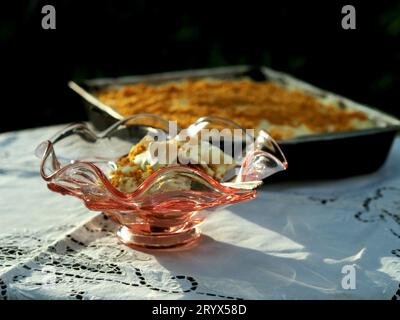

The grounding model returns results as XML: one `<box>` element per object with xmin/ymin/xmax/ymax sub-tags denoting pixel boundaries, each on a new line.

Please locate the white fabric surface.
<box><xmin>0</xmin><ymin>125</ymin><xmax>399</xmax><ymax>300</ymax></box>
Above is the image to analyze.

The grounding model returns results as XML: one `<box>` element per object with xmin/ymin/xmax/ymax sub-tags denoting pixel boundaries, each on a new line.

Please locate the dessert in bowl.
<box><xmin>36</xmin><ymin>114</ymin><xmax>287</xmax><ymax>249</ymax></box>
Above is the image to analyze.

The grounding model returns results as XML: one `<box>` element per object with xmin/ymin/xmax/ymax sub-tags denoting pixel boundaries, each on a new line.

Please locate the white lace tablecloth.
<box><xmin>0</xmin><ymin>125</ymin><xmax>399</xmax><ymax>300</ymax></box>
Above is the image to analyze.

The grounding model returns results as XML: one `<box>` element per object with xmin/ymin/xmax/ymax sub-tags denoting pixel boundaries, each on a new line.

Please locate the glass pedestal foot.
<box><xmin>117</xmin><ymin>225</ymin><xmax>201</xmax><ymax>250</ymax></box>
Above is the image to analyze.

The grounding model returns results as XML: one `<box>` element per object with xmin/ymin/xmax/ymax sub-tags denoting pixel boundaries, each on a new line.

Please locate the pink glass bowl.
<box><xmin>36</xmin><ymin>114</ymin><xmax>288</xmax><ymax>250</ymax></box>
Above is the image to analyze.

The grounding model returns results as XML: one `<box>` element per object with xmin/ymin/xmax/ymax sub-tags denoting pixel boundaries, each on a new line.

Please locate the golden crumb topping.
<box><xmin>97</xmin><ymin>79</ymin><xmax>371</xmax><ymax>140</ymax></box>
<box><xmin>109</xmin><ymin>137</ymin><xmax>155</xmax><ymax>191</ymax></box>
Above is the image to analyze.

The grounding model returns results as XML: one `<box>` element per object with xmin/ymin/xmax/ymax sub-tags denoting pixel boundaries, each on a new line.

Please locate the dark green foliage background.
<box><xmin>1</xmin><ymin>1</ymin><xmax>399</xmax><ymax>132</ymax></box>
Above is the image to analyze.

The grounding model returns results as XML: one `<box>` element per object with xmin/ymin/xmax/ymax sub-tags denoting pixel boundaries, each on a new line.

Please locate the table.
<box><xmin>0</xmin><ymin>125</ymin><xmax>399</xmax><ymax>300</ymax></box>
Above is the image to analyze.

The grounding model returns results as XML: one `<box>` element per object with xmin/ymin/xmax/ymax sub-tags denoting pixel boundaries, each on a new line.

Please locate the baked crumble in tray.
<box><xmin>69</xmin><ymin>65</ymin><xmax>400</xmax><ymax>179</ymax></box>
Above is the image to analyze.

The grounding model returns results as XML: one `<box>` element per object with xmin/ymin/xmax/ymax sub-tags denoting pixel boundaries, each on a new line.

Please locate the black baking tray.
<box><xmin>68</xmin><ymin>65</ymin><xmax>400</xmax><ymax>180</ymax></box>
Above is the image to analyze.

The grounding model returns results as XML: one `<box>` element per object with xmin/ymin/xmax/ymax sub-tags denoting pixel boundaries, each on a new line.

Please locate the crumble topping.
<box><xmin>97</xmin><ymin>79</ymin><xmax>372</xmax><ymax>140</ymax></box>
<box><xmin>109</xmin><ymin>135</ymin><xmax>236</xmax><ymax>193</ymax></box>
